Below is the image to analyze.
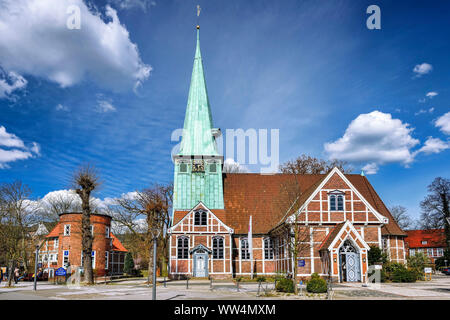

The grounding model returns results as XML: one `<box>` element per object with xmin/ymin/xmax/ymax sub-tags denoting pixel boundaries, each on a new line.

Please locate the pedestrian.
<box><xmin>14</xmin><ymin>267</ymin><xmax>19</xmax><ymax>284</ymax></box>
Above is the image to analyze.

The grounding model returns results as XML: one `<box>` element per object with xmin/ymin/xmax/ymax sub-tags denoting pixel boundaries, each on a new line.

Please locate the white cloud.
<box><xmin>426</xmin><ymin>91</ymin><xmax>438</xmax><ymax>98</ymax></box>
<box><xmin>415</xmin><ymin>137</ymin><xmax>449</xmax><ymax>155</ymax></box>
<box><xmin>0</xmin><ymin>125</ymin><xmax>40</xmax><ymax>168</ymax></box>
<box><xmin>414</xmin><ymin>108</ymin><xmax>434</xmax><ymax>116</ymax></box>
<box><xmin>435</xmin><ymin>111</ymin><xmax>450</xmax><ymax>135</ymax></box>
<box><xmin>108</xmin><ymin>0</ymin><xmax>156</xmax><ymax>12</ymax></box>
<box><xmin>223</xmin><ymin>158</ymin><xmax>248</xmax><ymax>173</ymax></box>
<box><xmin>56</xmin><ymin>104</ymin><xmax>70</xmax><ymax>111</ymax></box>
<box><xmin>413</xmin><ymin>63</ymin><xmax>433</xmax><ymax>77</ymax></box>
<box><xmin>362</xmin><ymin>163</ymin><xmax>379</xmax><ymax>175</ymax></box>
<box><xmin>96</xmin><ymin>99</ymin><xmax>117</xmax><ymax>113</ymax></box>
<box><xmin>0</xmin><ymin>0</ymin><xmax>151</xmax><ymax>93</ymax></box>
<box><xmin>0</xmin><ymin>71</ymin><xmax>27</xmax><ymax>99</ymax></box>
<box><xmin>324</xmin><ymin>111</ymin><xmax>420</xmax><ymax>170</ymax></box>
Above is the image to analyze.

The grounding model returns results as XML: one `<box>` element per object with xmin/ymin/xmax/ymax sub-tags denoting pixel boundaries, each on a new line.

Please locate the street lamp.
<box><xmin>33</xmin><ymin>245</ymin><xmax>39</xmax><ymax>291</ymax></box>
<box><xmin>151</xmin><ymin>228</ymin><xmax>161</xmax><ymax>301</ymax></box>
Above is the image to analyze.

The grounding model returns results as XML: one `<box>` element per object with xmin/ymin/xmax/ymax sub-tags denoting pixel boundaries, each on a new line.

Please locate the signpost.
<box><xmin>298</xmin><ymin>260</ymin><xmax>305</xmax><ymax>267</ymax></box>
<box><xmin>55</xmin><ymin>267</ymin><xmax>67</xmax><ymax>284</ymax></box>
<box><xmin>424</xmin><ymin>267</ymin><xmax>432</xmax><ymax>281</ymax></box>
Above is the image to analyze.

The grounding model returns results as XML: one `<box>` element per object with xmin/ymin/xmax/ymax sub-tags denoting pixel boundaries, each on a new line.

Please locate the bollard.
<box><xmin>186</xmin><ymin>277</ymin><xmax>189</xmax><ymax>289</ymax></box>
<box><xmin>210</xmin><ymin>278</ymin><xmax>213</xmax><ymax>290</ymax></box>
<box><xmin>236</xmin><ymin>281</ymin><xmax>239</xmax><ymax>292</ymax></box>
<box><xmin>257</xmin><ymin>281</ymin><xmax>261</xmax><ymax>296</ymax></box>
<box><xmin>164</xmin><ymin>276</ymin><xmax>167</xmax><ymax>288</ymax></box>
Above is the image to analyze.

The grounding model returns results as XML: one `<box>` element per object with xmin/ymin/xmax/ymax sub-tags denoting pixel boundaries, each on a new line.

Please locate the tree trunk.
<box><xmin>7</xmin><ymin>260</ymin><xmax>14</xmax><ymax>287</ymax></box>
<box><xmin>79</xmin><ymin>190</ymin><xmax>94</xmax><ymax>284</ymax></box>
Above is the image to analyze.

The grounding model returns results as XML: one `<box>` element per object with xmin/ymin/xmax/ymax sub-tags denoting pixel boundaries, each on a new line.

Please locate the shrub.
<box><xmin>123</xmin><ymin>252</ymin><xmax>135</xmax><ymax>275</ymax></box>
<box><xmin>407</xmin><ymin>252</ymin><xmax>430</xmax><ymax>281</ymax></box>
<box><xmin>435</xmin><ymin>250</ymin><xmax>450</xmax><ymax>269</ymax></box>
<box><xmin>257</xmin><ymin>276</ymin><xmax>266</xmax><ymax>282</ymax></box>
<box><xmin>368</xmin><ymin>245</ymin><xmax>388</xmax><ymax>265</ymax></box>
<box><xmin>275</xmin><ymin>277</ymin><xmax>294</xmax><ymax>293</ymax></box>
<box><xmin>306</xmin><ymin>275</ymin><xmax>327</xmax><ymax>293</ymax></box>
<box><xmin>392</xmin><ymin>268</ymin><xmax>417</xmax><ymax>283</ymax></box>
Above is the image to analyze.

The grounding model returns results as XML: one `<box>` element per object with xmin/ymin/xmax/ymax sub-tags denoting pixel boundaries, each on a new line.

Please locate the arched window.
<box><xmin>337</xmin><ymin>195</ymin><xmax>344</xmax><ymax>211</ymax></box>
<box><xmin>212</xmin><ymin>237</ymin><xmax>224</xmax><ymax>259</ymax></box>
<box><xmin>264</xmin><ymin>238</ymin><xmax>274</xmax><ymax>260</ymax></box>
<box><xmin>241</xmin><ymin>238</ymin><xmax>250</xmax><ymax>260</ymax></box>
<box><xmin>177</xmin><ymin>236</ymin><xmax>189</xmax><ymax>259</ymax></box>
<box><xmin>329</xmin><ymin>195</ymin><xmax>337</xmax><ymax>211</ymax></box>
<box><xmin>194</xmin><ymin>210</ymin><xmax>207</xmax><ymax>226</ymax></box>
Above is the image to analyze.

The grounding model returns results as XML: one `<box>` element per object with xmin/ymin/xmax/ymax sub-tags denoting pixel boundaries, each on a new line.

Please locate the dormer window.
<box><xmin>209</xmin><ymin>163</ymin><xmax>217</xmax><ymax>173</ymax></box>
<box><xmin>194</xmin><ymin>210</ymin><xmax>207</xmax><ymax>226</ymax></box>
<box><xmin>329</xmin><ymin>191</ymin><xmax>344</xmax><ymax>211</ymax></box>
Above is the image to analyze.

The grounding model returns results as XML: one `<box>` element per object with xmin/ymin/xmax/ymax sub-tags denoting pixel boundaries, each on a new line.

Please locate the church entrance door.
<box><xmin>193</xmin><ymin>252</ymin><xmax>208</xmax><ymax>277</ymax></box>
<box><xmin>339</xmin><ymin>240</ymin><xmax>361</xmax><ymax>282</ymax></box>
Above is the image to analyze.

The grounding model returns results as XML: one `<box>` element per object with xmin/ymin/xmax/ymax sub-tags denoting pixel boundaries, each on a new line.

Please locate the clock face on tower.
<box><xmin>192</xmin><ymin>160</ymin><xmax>205</xmax><ymax>172</ymax></box>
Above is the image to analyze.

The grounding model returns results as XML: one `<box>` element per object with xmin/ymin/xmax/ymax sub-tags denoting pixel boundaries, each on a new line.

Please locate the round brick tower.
<box><xmin>57</xmin><ymin>212</ymin><xmax>113</xmax><ymax>276</ymax></box>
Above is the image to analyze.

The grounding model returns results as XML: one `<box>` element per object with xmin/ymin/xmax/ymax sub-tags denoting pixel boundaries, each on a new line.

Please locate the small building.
<box><xmin>405</xmin><ymin>229</ymin><xmax>446</xmax><ymax>263</ymax></box>
<box><xmin>40</xmin><ymin>212</ymin><xmax>127</xmax><ymax>277</ymax></box>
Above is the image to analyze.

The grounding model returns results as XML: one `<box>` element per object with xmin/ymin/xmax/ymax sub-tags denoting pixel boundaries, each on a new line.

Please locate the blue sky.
<box><xmin>0</xmin><ymin>0</ymin><xmax>449</xmax><ymax>221</ymax></box>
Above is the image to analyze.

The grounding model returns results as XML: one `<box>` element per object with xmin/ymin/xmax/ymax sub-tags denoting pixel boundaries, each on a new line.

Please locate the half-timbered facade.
<box><xmin>168</xmin><ymin>26</ymin><xmax>406</xmax><ymax>282</ymax></box>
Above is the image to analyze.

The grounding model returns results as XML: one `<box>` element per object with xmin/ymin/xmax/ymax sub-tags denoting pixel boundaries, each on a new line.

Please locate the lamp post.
<box><xmin>152</xmin><ymin>228</ymin><xmax>160</xmax><ymax>300</ymax></box>
<box><xmin>33</xmin><ymin>245</ymin><xmax>39</xmax><ymax>291</ymax></box>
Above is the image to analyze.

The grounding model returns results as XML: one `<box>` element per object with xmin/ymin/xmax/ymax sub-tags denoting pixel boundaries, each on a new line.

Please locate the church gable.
<box><xmin>170</xmin><ymin>202</ymin><xmax>233</xmax><ymax>234</ymax></box>
<box><xmin>295</xmin><ymin>168</ymin><xmax>387</xmax><ymax>225</ymax></box>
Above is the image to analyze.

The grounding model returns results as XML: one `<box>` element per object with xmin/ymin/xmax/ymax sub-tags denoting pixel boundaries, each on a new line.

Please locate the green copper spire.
<box><xmin>173</xmin><ymin>26</ymin><xmax>224</xmax><ymax>211</ymax></box>
<box><xmin>178</xmin><ymin>27</ymin><xmax>219</xmax><ymax>156</ymax></box>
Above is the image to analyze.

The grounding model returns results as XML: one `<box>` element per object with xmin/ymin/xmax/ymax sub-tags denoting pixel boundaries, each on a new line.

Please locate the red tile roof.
<box><xmin>405</xmin><ymin>229</ymin><xmax>446</xmax><ymax>248</ymax></box>
<box><xmin>172</xmin><ymin>173</ymin><xmax>406</xmax><ymax>236</ymax></box>
<box><xmin>111</xmin><ymin>233</ymin><xmax>128</xmax><ymax>252</ymax></box>
<box><xmin>319</xmin><ymin>222</ymin><xmax>346</xmax><ymax>251</ymax></box>
<box><xmin>46</xmin><ymin>225</ymin><xmax>60</xmax><ymax>238</ymax></box>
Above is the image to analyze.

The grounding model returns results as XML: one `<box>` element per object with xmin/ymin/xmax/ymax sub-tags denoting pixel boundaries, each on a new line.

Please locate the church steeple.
<box><xmin>178</xmin><ymin>26</ymin><xmax>219</xmax><ymax>156</ymax></box>
<box><xmin>173</xmin><ymin>25</ymin><xmax>224</xmax><ymax>211</ymax></box>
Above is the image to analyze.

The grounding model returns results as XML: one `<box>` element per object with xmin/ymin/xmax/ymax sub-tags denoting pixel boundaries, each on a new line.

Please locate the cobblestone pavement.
<box><xmin>0</xmin><ymin>274</ymin><xmax>449</xmax><ymax>300</ymax></box>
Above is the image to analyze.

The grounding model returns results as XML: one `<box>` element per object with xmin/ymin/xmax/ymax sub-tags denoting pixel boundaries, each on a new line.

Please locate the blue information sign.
<box><xmin>55</xmin><ymin>267</ymin><xmax>66</xmax><ymax>276</ymax></box>
<box><xmin>298</xmin><ymin>259</ymin><xmax>305</xmax><ymax>267</ymax></box>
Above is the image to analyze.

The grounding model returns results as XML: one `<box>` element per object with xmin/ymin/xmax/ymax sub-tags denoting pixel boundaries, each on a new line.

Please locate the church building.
<box><xmin>168</xmin><ymin>26</ymin><xmax>406</xmax><ymax>282</ymax></box>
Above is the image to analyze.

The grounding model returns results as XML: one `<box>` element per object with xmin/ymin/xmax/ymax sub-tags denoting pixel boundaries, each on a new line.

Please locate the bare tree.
<box><xmin>72</xmin><ymin>165</ymin><xmax>100</xmax><ymax>284</ymax></box>
<box><xmin>111</xmin><ymin>184</ymin><xmax>172</xmax><ymax>283</ymax></box>
<box><xmin>0</xmin><ymin>181</ymin><xmax>39</xmax><ymax>286</ymax></box>
<box><xmin>39</xmin><ymin>190</ymin><xmax>82</xmax><ymax>222</ymax></box>
<box><xmin>420</xmin><ymin>177</ymin><xmax>450</xmax><ymax>249</ymax></box>
<box><xmin>280</xmin><ymin>154</ymin><xmax>351</xmax><ymax>174</ymax></box>
<box><xmin>389</xmin><ymin>205</ymin><xmax>415</xmax><ymax>230</ymax></box>
<box><xmin>271</xmin><ymin>175</ymin><xmax>311</xmax><ymax>294</ymax></box>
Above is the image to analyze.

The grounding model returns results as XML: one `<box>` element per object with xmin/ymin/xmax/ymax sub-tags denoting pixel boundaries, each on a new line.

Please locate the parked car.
<box><xmin>442</xmin><ymin>267</ymin><xmax>450</xmax><ymax>275</ymax></box>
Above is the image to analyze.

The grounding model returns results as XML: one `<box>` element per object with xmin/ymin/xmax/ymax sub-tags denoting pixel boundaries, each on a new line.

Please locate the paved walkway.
<box><xmin>1</xmin><ymin>275</ymin><xmax>449</xmax><ymax>300</ymax></box>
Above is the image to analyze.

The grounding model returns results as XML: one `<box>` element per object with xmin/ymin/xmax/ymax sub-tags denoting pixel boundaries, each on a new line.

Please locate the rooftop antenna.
<box><xmin>196</xmin><ymin>4</ymin><xmax>201</xmax><ymax>29</ymax></box>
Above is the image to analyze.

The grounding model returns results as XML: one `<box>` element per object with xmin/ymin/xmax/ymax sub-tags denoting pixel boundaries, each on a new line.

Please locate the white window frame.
<box><xmin>105</xmin><ymin>226</ymin><xmax>110</xmax><ymax>238</ymax></box>
<box><xmin>54</xmin><ymin>238</ymin><xmax>59</xmax><ymax>248</ymax></box>
<box><xmin>64</xmin><ymin>224</ymin><xmax>71</xmax><ymax>236</ymax></box>
<box><xmin>90</xmin><ymin>225</ymin><xmax>94</xmax><ymax>236</ymax></box>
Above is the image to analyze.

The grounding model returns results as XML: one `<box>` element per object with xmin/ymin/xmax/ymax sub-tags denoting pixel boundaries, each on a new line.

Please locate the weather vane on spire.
<box><xmin>196</xmin><ymin>5</ymin><xmax>201</xmax><ymax>29</ymax></box>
